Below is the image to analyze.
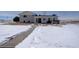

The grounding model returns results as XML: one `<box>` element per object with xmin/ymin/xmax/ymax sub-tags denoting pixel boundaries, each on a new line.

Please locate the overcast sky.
<box><xmin>0</xmin><ymin>11</ymin><xmax>79</xmax><ymax>20</ymax></box>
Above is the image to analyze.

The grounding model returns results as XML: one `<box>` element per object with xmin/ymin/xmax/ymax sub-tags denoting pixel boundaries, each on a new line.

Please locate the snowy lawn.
<box><xmin>0</xmin><ymin>25</ymin><xmax>31</xmax><ymax>44</ymax></box>
<box><xmin>16</xmin><ymin>24</ymin><xmax>79</xmax><ymax>48</ymax></box>
<box><xmin>0</xmin><ymin>23</ymin><xmax>5</xmax><ymax>25</ymax></box>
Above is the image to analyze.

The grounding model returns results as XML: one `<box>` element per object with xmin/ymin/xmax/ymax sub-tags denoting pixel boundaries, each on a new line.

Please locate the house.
<box><xmin>19</xmin><ymin>11</ymin><xmax>60</xmax><ymax>24</ymax></box>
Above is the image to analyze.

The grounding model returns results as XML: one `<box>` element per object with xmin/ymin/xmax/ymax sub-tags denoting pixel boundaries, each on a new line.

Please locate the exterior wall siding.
<box><xmin>20</xmin><ymin>15</ymin><xmax>34</xmax><ymax>23</ymax></box>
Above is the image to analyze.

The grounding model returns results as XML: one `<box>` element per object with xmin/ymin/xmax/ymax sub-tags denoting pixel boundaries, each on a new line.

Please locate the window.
<box><xmin>53</xmin><ymin>18</ymin><xmax>56</xmax><ymax>21</ymax></box>
<box><xmin>43</xmin><ymin>18</ymin><xmax>46</xmax><ymax>21</ymax></box>
<box><xmin>48</xmin><ymin>18</ymin><xmax>50</xmax><ymax>20</ymax></box>
<box><xmin>23</xmin><ymin>15</ymin><xmax>27</xmax><ymax>17</ymax></box>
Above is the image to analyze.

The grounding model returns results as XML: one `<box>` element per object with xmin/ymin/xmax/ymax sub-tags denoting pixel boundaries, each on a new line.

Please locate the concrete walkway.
<box><xmin>0</xmin><ymin>25</ymin><xmax>36</xmax><ymax>48</ymax></box>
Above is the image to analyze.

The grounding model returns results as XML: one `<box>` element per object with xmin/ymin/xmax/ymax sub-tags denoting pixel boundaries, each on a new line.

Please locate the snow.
<box><xmin>0</xmin><ymin>25</ymin><xmax>31</xmax><ymax>45</ymax></box>
<box><xmin>0</xmin><ymin>23</ymin><xmax>4</xmax><ymax>25</ymax></box>
<box><xmin>16</xmin><ymin>24</ymin><xmax>79</xmax><ymax>48</ymax></box>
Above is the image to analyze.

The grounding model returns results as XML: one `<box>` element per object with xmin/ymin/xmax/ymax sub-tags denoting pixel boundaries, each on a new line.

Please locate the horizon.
<box><xmin>0</xmin><ymin>11</ymin><xmax>79</xmax><ymax>20</ymax></box>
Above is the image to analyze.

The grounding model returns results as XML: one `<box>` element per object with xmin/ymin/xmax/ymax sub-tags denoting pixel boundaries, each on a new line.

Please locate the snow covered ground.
<box><xmin>0</xmin><ymin>23</ymin><xmax>5</xmax><ymax>25</ymax></box>
<box><xmin>16</xmin><ymin>24</ymin><xmax>79</xmax><ymax>48</ymax></box>
<box><xmin>0</xmin><ymin>25</ymin><xmax>31</xmax><ymax>45</ymax></box>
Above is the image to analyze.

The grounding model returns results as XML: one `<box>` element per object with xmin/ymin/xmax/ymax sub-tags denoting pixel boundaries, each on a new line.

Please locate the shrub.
<box><xmin>13</xmin><ymin>16</ymin><xmax>19</xmax><ymax>22</ymax></box>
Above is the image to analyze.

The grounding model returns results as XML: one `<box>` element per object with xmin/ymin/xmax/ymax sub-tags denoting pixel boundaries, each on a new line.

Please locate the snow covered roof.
<box><xmin>19</xmin><ymin>11</ymin><xmax>35</xmax><ymax>15</ymax></box>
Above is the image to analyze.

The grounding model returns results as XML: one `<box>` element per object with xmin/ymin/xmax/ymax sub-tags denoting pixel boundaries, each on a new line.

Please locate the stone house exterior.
<box><xmin>19</xmin><ymin>11</ymin><xmax>59</xmax><ymax>24</ymax></box>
